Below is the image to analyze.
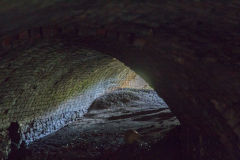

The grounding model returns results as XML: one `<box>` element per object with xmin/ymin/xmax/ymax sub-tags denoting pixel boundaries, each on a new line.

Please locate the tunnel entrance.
<box><xmin>1</xmin><ymin>0</ymin><xmax>240</xmax><ymax>159</ymax></box>
<box><xmin>25</xmin><ymin>74</ymin><xmax>180</xmax><ymax>159</ymax></box>
<box><xmin>0</xmin><ymin>40</ymin><xmax>180</xmax><ymax>160</ymax></box>
<box><xmin>26</xmin><ymin>89</ymin><xmax>181</xmax><ymax>160</ymax></box>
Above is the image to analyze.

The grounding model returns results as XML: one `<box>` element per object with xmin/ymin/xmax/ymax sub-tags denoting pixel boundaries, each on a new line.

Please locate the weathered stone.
<box><xmin>0</xmin><ymin>1</ymin><xmax>240</xmax><ymax>160</ymax></box>
<box><xmin>0</xmin><ymin>41</ymin><xmax>148</xmax><ymax>158</ymax></box>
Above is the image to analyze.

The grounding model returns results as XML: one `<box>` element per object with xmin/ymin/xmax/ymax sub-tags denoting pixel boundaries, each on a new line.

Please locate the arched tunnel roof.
<box><xmin>0</xmin><ymin>1</ymin><xmax>240</xmax><ymax>160</ymax></box>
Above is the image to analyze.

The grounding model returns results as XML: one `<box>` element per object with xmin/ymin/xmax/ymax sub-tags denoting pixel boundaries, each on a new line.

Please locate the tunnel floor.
<box><xmin>24</xmin><ymin>89</ymin><xmax>181</xmax><ymax>160</ymax></box>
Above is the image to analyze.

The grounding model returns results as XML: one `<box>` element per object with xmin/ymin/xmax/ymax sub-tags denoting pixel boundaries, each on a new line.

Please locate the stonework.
<box><xmin>0</xmin><ymin>1</ymin><xmax>240</xmax><ymax>160</ymax></box>
<box><xmin>0</xmin><ymin>40</ymin><xmax>144</xmax><ymax>158</ymax></box>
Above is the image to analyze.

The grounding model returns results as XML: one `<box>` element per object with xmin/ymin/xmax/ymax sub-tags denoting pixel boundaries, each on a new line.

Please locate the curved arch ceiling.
<box><xmin>0</xmin><ymin>1</ymin><xmax>240</xmax><ymax>160</ymax></box>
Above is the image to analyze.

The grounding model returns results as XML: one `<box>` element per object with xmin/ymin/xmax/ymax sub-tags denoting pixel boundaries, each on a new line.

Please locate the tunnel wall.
<box><xmin>0</xmin><ymin>21</ymin><xmax>240</xmax><ymax>160</ymax></box>
<box><xmin>0</xmin><ymin>40</ymin><xmax>147</xmax><ymax>158</ymax></box>
<box><xmin>0</xmin><ymin>1</ymin><xmax>240</xmax><ymax>160</ymax></box>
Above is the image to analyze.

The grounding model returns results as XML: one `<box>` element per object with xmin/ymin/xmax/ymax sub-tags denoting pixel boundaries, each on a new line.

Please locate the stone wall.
<box><xmin>0</xmin><ymin>40</ymin><xmax>145</xmax><ymax>158</ymax></box>
<box><xmin>0</xmin><ymin>0</ymin><xmax>240</xmax><ymax>160</ymax></box>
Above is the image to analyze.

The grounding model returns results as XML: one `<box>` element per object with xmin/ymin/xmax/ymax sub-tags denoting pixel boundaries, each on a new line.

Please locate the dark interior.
<box><xmin>0</xmin><ymin>1</ymin><xmax>240</xmax><ymax>160</ymax></box>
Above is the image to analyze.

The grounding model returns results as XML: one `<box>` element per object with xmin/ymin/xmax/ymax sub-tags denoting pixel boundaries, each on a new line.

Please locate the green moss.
<box><xmin>23</xmin><ymin>52</ymin><xmax>130</xmax><ymax>119</ymax></box>
<box><xmin>0</xmin><ymin>40</ymin><xmax>136</xmax><ymax>129</ymax></box>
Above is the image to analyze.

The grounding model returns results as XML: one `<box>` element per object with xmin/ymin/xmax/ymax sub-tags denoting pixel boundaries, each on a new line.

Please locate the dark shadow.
<box><xmin>7</xmin><ymin>122</ymin><xmax>28</xmax><ymax>160</ymax></box>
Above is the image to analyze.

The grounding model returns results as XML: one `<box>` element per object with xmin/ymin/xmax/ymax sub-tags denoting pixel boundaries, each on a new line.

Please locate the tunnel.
<box><xmin>0</xmin><ymin>40</ymin><xmax>180</xmax><ymax>160</ymax></box>
<box><xmin>0</xmin><ymin>1</ymin><xmax>240</xmax><ymax>160</ymax></box>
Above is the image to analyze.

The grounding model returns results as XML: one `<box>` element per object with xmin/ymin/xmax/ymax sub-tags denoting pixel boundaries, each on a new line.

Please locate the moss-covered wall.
<box><xmin>0</xmin><ymin>1</ymin><xmax>240</xmax><ymax>160</ymax></box>
<box><xmin>0</xmin><ymin>39</ymin><xmax>143</xmax><ymax>157</ymax></box>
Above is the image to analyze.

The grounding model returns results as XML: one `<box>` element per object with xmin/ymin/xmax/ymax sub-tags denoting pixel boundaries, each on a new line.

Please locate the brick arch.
<box><xmin>0</xmin><ymin>1</ymin><xmax>240</xmax><ymax>159</ymax></box>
